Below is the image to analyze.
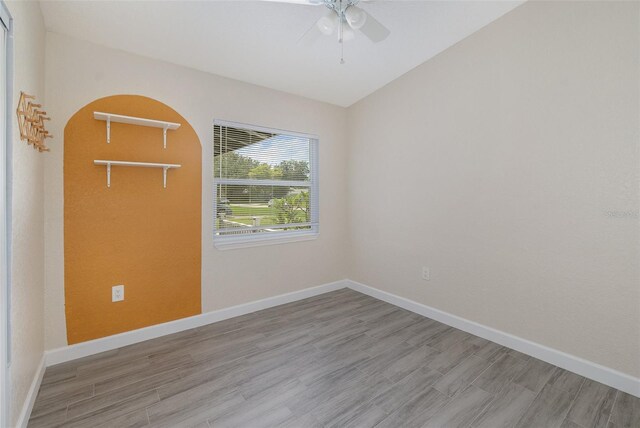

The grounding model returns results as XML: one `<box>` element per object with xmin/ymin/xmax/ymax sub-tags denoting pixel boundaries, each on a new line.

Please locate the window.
<box><xmin>213</xmin><ymin>120</ymin><xmax>319</xmax><ymax>248</ymax></box>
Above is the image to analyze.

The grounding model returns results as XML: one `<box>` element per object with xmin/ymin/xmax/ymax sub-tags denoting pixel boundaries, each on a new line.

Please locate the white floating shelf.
<box><xmin>94</xmin><ymin>160</ymin><xmax>181</xmax><ymax>189</ymax></box>
<box><xmin>94</xmin><ymin>112</ymin><xmax>181</xmax><ymax>148</ymax></box>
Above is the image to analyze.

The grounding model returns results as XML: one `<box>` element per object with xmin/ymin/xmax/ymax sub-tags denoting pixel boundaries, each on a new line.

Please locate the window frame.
<box><xmin>212</xmin><ymin>119</ymin><xmax>319</xmax><ymax>250</ymax></box>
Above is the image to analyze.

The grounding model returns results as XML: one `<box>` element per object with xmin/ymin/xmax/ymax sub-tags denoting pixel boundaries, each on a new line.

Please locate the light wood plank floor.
<box><xmin>29</xmin><ymin>289</ymin><xmax>639</xmax><ymax>428</ymax></box>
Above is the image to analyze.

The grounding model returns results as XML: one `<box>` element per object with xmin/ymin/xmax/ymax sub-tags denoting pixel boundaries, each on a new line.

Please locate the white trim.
<box><xmin>213</xmin><ymin>119</ymin><xmax>317</xmax><ymax>140</ymax></box>
<box><xmin>45</xmin><ymin>280</ymin><xmax>347</xmax><ymax>366</ymax></box>
<box><xmin>14</xmin><ymin>356</ymin><xmax>44</xmax><ymax>428</ymax></box>
<box><xmin>39</xmin><ymin>277</ymin><xmax>640</xmax><ymax>406</ymax></box>
<box><xmin>214</xmin><ymin>231</ymin><xmax>318</xmax><ymax>250</ymax></box>
<box><xmin>213</xmin><ymin>122</ymin><xmax>319</xmax><ymax>249</ymax></box>
<box><xmin>0</xmin><ymin>6</ymin><xmax>12</xmax><ymax>427</ymax></box>
<box><xmin>0</xmin><ymin>1</ymin><xmax>10</xmax><ymax>28</ymax></box>
<box><xmin>346</xmin><ymin>280</ymin><xmax>640</xmax><ymax>398</ymax></box>
<box><xmin>309</xmin><ymin>136</ymin><xmax>319</xmax><ymax>232</ymax></box>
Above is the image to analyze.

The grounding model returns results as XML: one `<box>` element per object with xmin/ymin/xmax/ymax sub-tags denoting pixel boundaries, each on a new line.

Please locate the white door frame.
<box><xmin>0</xmin><ymin>1</ymin><xmax>12</xmax><ymax>426</ymax></box>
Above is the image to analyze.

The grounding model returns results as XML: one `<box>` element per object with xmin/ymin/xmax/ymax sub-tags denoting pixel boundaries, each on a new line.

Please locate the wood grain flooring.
<box><xmin>28</xmin><ymin>289</ymin><xmax>640</xmax><ymax>428</ymax></box>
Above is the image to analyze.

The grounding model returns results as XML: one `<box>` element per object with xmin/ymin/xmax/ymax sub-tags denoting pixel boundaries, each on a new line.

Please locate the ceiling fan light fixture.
<box><xmin>316</xmin><ymin>12</ymin><xmax>338</xmax><ymax>35</ymax></box>
<box><xmin>345</xmin><ymin>5</ymin><xmax>367</xmax><ymax>30</ymax></box>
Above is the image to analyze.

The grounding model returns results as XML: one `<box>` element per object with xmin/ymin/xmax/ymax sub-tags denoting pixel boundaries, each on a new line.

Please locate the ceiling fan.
<box><xmin>272</xmin><ymin>0</ymin><xmax>391</xmax><ymax>63</ymax></box>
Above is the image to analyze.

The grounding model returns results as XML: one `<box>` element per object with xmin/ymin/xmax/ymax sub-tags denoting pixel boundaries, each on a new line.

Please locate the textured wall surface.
<box><xmin>42</xmin><ymin>0</ymin><xmax>638</xmax><ymax>384</ymax></box>
<box><xmin>44</xmin><ymin>33</ymin><xmax>349</xmax><ymax>349</ymax></box>
<box><xmin>347</xmin><ymin>0</ymin><xmax>640</xmax><ymax>378</ymax></box>
<box><xmin>64</xmin><ymin>95</ymin><xmax>201</xmax><ymax>344</ymax></box>
<box><xmin>7</xmin><ymin>0</ymin><xmax>46</xmax><ymax>425</ymax></box>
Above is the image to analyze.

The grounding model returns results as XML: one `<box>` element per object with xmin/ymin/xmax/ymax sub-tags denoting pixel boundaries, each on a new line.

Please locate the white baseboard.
<box><xmin>42</xmin><ymin>277</ymin><xmax>639</xmax><ymax>399</ymax></box>
<box><xmin>15</xmin><ymin>355</ymin><xmax>45</xmax><ymax>428</ymax></box>
<box><xmin>346</xmin><ymin>280</ymin><xmax>640</xmax><ymax>398</ymax></box>
<box><xmin>45</xmin><ymin>279</ymin><xmax>348</xmax><ymax>366</ymax></box>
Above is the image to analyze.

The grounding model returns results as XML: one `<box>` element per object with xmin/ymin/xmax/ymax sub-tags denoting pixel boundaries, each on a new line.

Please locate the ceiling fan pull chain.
<box><xmin>339</xmin><ymin>0</ymin><xmax>345</xmax><ymax>64</ymax></box>
<box><xmin>340</xmin><ymin>18</ymin><xmax>345</xmax><ymax>64</ymax></box>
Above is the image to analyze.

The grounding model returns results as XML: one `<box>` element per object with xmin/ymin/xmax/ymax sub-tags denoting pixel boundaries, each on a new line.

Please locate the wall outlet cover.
<box><xmin>112</xmin><ymin>285</ymin><xmax>124</xmax><ymax>302</ymax></box>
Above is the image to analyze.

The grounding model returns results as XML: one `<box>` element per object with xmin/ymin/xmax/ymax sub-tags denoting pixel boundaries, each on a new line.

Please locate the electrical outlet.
<box><xmin>112</xmin><ymin>285</ymin><xmax>124</xmax><ymax>302</ymax></box>
<box><xmin>422</xmin><ymin>266</ymin><xmax>430</xmax><ymax>281</ymax></box>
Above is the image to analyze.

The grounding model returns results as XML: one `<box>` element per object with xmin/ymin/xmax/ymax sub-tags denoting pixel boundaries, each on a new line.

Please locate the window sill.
<box><xmin>214</xmin><ymin>232</ymin><xmax>318</xmax><ymax>250</ymax></box>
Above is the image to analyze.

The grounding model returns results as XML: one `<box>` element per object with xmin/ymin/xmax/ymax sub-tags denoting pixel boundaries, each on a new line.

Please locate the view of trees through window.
<box><xmin>214</xmin><ymin>124</ymin><xmax>314</xmax><ymax>236</ymax></box>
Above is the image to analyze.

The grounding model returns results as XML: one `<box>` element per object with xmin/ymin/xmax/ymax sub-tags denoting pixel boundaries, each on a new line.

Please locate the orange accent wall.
<box><xmin>64</xmin><ymin>95</ymin><xmax>201</xmax><ymax>344</ymax></box>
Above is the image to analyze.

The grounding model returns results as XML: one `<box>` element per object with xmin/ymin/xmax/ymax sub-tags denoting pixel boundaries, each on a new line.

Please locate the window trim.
<box><xmin>213</xmin><ymin>119</ymin><xmax>318</xmax><ymax>141</ymax></box>
<box><xmin>212</xmin><ymin>119</ymin><xmax>319</xmax><ymax>250</ymax></box>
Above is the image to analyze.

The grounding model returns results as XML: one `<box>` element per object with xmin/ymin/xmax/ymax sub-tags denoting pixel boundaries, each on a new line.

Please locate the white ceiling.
<box><xmin>39</xmin><ymin>0</ymin><xmax>523</xmax><ymax>107</ymax></box>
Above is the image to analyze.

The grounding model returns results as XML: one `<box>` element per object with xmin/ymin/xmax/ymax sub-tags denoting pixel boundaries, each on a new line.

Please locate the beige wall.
<box><xmin>41</xmin><ymin>0</ymin><xmax>638</xmax><ymax>384</ymax></box>
<box><xmin>347</xmin><ymin>0</ymin><xmax>640</xmax><ymax>378</ymax></box>
<box><xmin>43</xmin><ymin>32</ymin><xmax>349</xmax><ymax>349</ymax></box>
<box><xmin>6</xmin><ymin>0</ymin><xmax>46</xmax><ymax>425</ymax></box>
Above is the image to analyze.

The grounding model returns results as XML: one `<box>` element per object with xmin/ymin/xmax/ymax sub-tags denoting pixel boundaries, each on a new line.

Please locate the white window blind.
<box><xmin>213</xmin><ymin>120</ymin><xmax>319</xmax><ymax>247</ymax></box>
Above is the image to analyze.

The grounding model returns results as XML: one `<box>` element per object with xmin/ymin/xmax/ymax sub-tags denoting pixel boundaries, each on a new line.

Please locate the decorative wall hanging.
<box><xmin>16</xmin><ymin>91</ymin><xmax>53</xmax><ymax>152</ymax></box>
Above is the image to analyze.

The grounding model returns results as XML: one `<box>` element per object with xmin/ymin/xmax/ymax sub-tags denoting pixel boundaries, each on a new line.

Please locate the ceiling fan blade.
<box><xmin>297</xmin><ymin>18</ymin><xmax>324</xmax><ymax>47</ymax></box>
<box><xmin>359</xmin><ymin>11</ymin><xmax>390</xmax><ymax>43</ymax></box>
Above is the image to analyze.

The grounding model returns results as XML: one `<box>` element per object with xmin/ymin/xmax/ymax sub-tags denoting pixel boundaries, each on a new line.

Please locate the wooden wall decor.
<box><xmin>16</xmin><ymin>91</ymin><xmax>52</xmax><ymax>152</ymax></box>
